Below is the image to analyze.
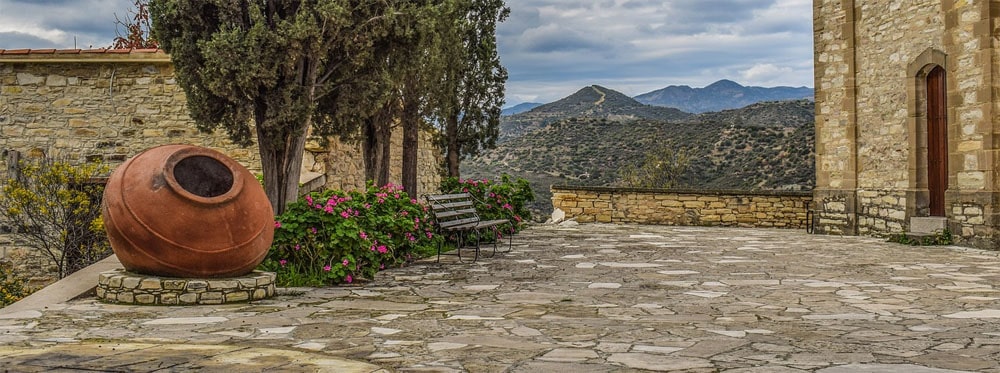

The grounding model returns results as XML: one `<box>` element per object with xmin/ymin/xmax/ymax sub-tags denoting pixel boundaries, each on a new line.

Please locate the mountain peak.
<box><xmin>705</xmin><ymin>79</ymin><xmax>744</xmax><ymax>89</ymax></box>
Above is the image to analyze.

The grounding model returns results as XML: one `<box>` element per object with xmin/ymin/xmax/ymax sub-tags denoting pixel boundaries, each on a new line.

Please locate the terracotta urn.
<box><xmin>102</xmin><ymin>144</ymin><xmax>274</xmax><ymax>278</ymax></box>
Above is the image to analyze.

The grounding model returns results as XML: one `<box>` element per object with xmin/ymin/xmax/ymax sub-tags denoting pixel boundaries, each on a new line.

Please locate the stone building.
<box><xmin>0</xmin><ymin>48</ymin><xmax>442</xmax><ymax>196</ymax></box>
<box><xmin>813</xmin><ymin>1</ymin><xmax>1000</xmax><ymax>248</ymax></box>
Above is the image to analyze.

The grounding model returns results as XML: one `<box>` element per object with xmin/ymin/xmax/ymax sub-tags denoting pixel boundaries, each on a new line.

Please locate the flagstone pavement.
<box><xmin>3</xmin><ymin>222</ymin><xmax>1000</xmax><ymax>372</ymax></box>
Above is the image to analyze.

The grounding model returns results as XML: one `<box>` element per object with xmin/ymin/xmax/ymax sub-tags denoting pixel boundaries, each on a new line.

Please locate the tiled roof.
<box><xmin>0</xmin><ymin>48</ymin><xmax>170</xmax><ymax>63</ymax></box>
<box><xmin>0</xmin><ymin>48</ymin><xmax>163</xmax><ymax>55</ymax></box>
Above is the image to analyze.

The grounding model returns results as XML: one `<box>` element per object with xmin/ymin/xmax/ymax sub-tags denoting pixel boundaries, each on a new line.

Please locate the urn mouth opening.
<box><xmin>164</xmin><ymin>148</ymin><xmax>244</xmax><ymax>204</ymax></box>
<box><xmin>173</xmin><ymin>156</ymin><xmax>234</xmax><ymax>198</ymax></box>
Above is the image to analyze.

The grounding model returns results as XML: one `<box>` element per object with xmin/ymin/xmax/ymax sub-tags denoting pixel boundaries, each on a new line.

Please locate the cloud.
<box><xmin>741</xmin><ymin>63</ymin><xmax>798</xmax><ymax>86</ymax></box>
<box><xmin>0</xmin><ymin>31</ymin><xmax>60</xmax><ymax>49</ymax></box>
<box><xmin>498</xmin><ymin>0</ymin><xmax>813</xmax><ymax>105</ymax></box>
<box><xmin>0</xmin><ymin>0</ymin><xmax>814</xmax><ymax>107</ymax></box>
<box><xmin>0</xmin><ymin>0</ymin><xmax>134</xmax><ymax>48</ymax></box>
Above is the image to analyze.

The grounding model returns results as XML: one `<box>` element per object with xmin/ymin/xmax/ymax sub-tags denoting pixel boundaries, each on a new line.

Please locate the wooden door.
<box><xmin>927</xmin><ymin>66</ymin><xmax>948</xmax><ymax>217</ymax></box>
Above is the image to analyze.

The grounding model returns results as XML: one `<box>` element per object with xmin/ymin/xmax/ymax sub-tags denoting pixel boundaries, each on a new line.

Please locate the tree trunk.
<box><xmin>446</xmin><ymin>113</ymin><xmax>461</xmax><ymax>178</ymax></box>
<box><xmin>362</xmin><ymin>118</ymin><xmax>378</xmax><ymax>183</ymax></box>
<box><xmin>378</xmin><ymin>120</ymin><xmax>391</xmax><ymax>187</ymax></box>
<box><xmin>401</xmin><ymin>86</ymin><xmax>419</xmax><ymax>197</ymax></box>
<box><xmin>362</xmin><ymin>110</ymin><xmax>393</xmax><ymax>187</ymax></box>
<box><xmin>257</xmin><ymin>117</ymin><xmax>308</xmax><ymax>216</ymax></box>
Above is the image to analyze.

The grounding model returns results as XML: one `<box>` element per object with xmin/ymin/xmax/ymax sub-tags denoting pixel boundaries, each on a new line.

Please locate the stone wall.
<box><xmin>0</xmin><ymin>49</ymin><xmax>442</xmax><ymax>196</ymax></box>
<box><xmin>310</xmin><ymin>128</ymin><xmax>442</xmax><ymax>196</ymax></box>
<box><xmin>551</xmin><ymin>186</ymin><xmax>812</xmax><ymax>229</ymax></box>
<box><xmin>812</xmin><ymin>1</ymin><xmax>1000</xmax><ymax>247</ymax></box>
<box><xmin>0</xmin><ymin>50</ymin><xmax>260</xmax><ymax>168</ymax></box>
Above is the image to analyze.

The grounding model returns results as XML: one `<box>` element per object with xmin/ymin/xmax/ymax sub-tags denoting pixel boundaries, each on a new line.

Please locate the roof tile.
<box><xmin>0</xmin><ymin>48</ymin><xmax>164</xmax><ymax>56</ymax></box>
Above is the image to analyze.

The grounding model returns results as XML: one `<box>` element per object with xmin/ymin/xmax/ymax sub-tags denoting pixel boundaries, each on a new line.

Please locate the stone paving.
<box><xmin>3</xmin><ymin>223</ymin><xmax>1000</xmax><ymax>372</ymax></box>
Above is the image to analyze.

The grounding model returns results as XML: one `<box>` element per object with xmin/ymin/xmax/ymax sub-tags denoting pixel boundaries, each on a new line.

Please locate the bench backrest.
<box><xmin>426</xmin><ymin>193</ymin><xmax>480</xmax><ymax>230</ymax></box>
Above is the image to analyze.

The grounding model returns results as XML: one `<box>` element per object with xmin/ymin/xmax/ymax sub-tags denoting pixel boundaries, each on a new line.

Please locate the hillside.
<box><xmin>463</xmin><ymin>100</ymin><xmax>815</xmax><ymax>220</ymax></box>
<box><xmin>499</xmin><ymin>85</ymin><xmax>691</xmax><ymax>142</ymax></box>
<box><xmin>635</xmin><ymin>79</ymin><xmax>814</xmax><ymax>113</ymax></box>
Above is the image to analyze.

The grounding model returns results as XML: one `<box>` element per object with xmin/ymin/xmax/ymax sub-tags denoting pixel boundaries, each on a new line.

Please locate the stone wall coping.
<box><xmin>551</xmin><ymin>185</ymin><xmax>813</xmax><ymax>197</ymax></box>
<box><xmin>0</xmin><ymin>48</ymin><xmax>170</xmax><ymax>63</ymax></box>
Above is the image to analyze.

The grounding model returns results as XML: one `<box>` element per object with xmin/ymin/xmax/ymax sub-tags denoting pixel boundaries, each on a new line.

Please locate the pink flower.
<box><xmin>279</xmin><ymin>259</ymin><xmax>287</xmax><ymax>267</ymax></box>
<box><xmin>342</xmin><ymin>259</ymin><xmax>349</xmax><ymax>266</ymax></box>
<box><xmin>310</xmin><ymin>227</ymin><xmax>317</xmax><ymax>234</ymax></box>
<box><xmin>341</xmin><ymin>211</ymin><xmax>350</xmax><ymax>219</ymax></box>
<box><xmin>377</xmin><ymin>245</ymin><xmax>388</xmax><ymax>254</ymax></box>
<box><xmin>401</xmin><ymin>211</ymin><xmax>408</xmax><ymax>216</ymax></box>
<box><xmin>426</xmin><ymin>231</ymin><xmax>433</xmax><ymax>238</ymax></box>
<box><xmin>345</xmin><ymin>275</ymin><xmax>353</xmax><ymax>283</ymax></box>
<box><xmin>489</xmin><ymin>193</ymin><xmax>496</xmax><ymax>198</ymax></box>
<box><xmin>294</xmin><ymin>244</ymin><xmax>301</xmax><ymax>251</ymax></box>
<box><xmin>323</xmin><ymin>265</ymin><xmax>332</xmax><ymax>272</ymax></box>
<box><xmin>410</xmin><ymin>199</ymin><xmax>418</xmax><ymax>204</ymax></box>
<box><xmin>503</xmin><ymin>203</ymin><xmax>512</xmax><ymax>210</ymax></box>
<box><xmin>324</xmin><ymin>205</ymin><xmax>334</xmax><ymax>213</ymax></box>
<box><xmin>380</xmin><ymin>263</ymin><xmax>385</xmax><ymax>270</ymax></box>
<box><xmin>274</xmin><ymin>221</ymin><xmax>282</xmax><ymax>228</ymax></box>
<box><xmin>359</xmin><ymin>231</ymin><xmax>368</xmax><ymax>239</ymax></box>
<box><xmin>305</xmin><ymin>195</ymin><xmax>313</xmax><ymax>205</ymax></box>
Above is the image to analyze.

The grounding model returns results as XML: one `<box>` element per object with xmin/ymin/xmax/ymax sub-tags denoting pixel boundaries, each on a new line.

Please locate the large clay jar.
<box><xmin>102</xmin><ymin>144</ymin><xmax>274</xmax><ymax>278</ymax></box>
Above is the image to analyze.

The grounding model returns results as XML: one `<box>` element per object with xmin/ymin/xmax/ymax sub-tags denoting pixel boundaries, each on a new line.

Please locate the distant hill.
<box><xmin>464</xmin><ymin>99</ymin><xmax>815</xmax><ymax>220</ymax></box>
<box><xmin>502</xmin><ymin>102</ymin><xmax>543</xmax><ymax>116</ymax></box>
<box><xmin>499</xmin><ymin>85</ymin><xmax>691</xmax><ymax>142</ymax></box>
<box><xmin>635</xmin><ymin>79</ymin><xmax>813</xmax><ymax>113</ymax></box>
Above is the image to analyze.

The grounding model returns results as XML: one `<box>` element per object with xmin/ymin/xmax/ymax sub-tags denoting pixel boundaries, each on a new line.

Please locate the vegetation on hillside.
<box><xmin>464</xmin><ymin>99</ymin><xmax>815</xmax><ymax>219</ymax></box>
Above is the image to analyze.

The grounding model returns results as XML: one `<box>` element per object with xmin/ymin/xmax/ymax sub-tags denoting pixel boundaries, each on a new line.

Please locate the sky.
<box><xmin>0</xmin><ymin>0</ymin><xmax>814</xmax><ymax>107</ymax></box>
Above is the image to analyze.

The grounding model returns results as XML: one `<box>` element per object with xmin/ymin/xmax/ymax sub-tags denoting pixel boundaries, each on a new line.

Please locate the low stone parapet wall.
<box><xmin>551</xmin><ymin>186</ymin><xmax>813</xmax><ymax>229</ymax></box>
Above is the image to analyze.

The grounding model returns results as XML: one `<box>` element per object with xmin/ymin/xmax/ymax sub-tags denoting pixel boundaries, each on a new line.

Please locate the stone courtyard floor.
<box><xmin>3</xmin><ymin>222</ymin><xmax>1000</xmax><ymax>372</ymax></box>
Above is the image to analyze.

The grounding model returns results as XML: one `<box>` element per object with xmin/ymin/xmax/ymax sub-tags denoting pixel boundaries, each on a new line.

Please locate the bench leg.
<box><xmin>503</xmin><ymin>223</ymin><xmax>513</xmax><ymax>254</ymax></box>
<box><xmin>457</xmin><ymin>230</ymin><xmax>479</xmax><ymax>263</ymax></box>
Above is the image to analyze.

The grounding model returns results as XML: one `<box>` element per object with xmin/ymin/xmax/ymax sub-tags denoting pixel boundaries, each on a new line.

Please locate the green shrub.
<box><xmin>440</xmin><ymin>174</ymin><xmax>534</xmax><ymax>233</ymax></box>
<box><xmin>888</xmin><ymin>230</ymin><xmax>953</xmax><ymax>246</ymax></box>
<box><xmin>262</xmin><ymin>182</ymin><xmax>441</xmax><ymax>287</ymax></box>
<box><xmin>1</xmin><ymin>260</ymin><xmax>30</xmax><ymax>308</ymax></box>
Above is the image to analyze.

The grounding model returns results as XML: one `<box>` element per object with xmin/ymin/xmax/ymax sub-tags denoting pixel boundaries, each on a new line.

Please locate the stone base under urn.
<box><xmin>96</xmin><ymin>269</ymin><xmax>275</xmax><ymax>305</ymax></box>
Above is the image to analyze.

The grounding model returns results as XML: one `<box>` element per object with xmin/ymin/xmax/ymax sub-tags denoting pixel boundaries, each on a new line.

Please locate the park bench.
<box><xmin>425</xmin><ymin>192</ymin><xmax>514</xmax><ymax>263</ymax></box>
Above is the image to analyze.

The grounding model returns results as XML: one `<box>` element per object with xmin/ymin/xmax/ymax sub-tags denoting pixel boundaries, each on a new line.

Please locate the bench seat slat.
<box><xmin>429</xmin><ymin>200</ymin><xmax>474</xmax><ymax>210</ymax></box>
<box><xmin>434</xmin><ymin>208</ymin><xmax>478</xmax><ymax>220</ymax></box>
<box><xmin>426</xmin><ymin>193</ymin><xmax>472</xmax><ymax>201</ymax></box>
<box><xmin>477</xmin><ymin>219</ymin><xmax>511</xmax><ymax>228</ymax></box>
<box><xmin>439</xmin><ymin>217</ymin><xmax>480</xmax><ymax>229</ymax></box>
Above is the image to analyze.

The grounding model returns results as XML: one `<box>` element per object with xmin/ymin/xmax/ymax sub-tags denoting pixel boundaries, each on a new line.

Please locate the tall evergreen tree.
<box><xmin>150</xmin><ymin>0</ymin><xmax>397</xmax><ymax>214</ymax></box>
<box><xmin>435</xmin><ymin>0</ymin><xmax>509</xmax><ymax>178</ymax></box>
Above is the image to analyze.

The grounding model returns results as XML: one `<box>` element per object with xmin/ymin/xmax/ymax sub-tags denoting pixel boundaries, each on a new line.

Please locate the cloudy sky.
<box><xmin>0</xmin><ymin>0</ymin><xmax>813</xmax><ymax>107</ymax></box>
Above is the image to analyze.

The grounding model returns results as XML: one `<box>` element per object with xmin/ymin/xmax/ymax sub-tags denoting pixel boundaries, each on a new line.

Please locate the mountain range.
<box><xmin>634</xmin><ymin>79</ymin><xmax>814</xmax><ymax>113</ymax></box>
<box><xmin>465</xmin><ymin>82</ymin><xmax>815</xmax><ymax>220</ymax></box>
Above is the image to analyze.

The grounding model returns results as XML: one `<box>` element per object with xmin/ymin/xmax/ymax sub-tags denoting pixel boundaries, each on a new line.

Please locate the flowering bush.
<box><xmin>440</xmin><ymin>174</ymin><xmax>534</xmax><ymax>234</ymax></box>
<box><xmin>0</xmin><ymin>259</ymin><xmax>30</xmax><ymax>308</ymax></box>
<box><xmin>0</xmin><ymin>157</ymin><xmax>112</xmax><ymax>279</ymax></box>
<box><xmin>261</xmin><ymin>182</ymin><xmax>441</xmax><ymax>286</ymax></box>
